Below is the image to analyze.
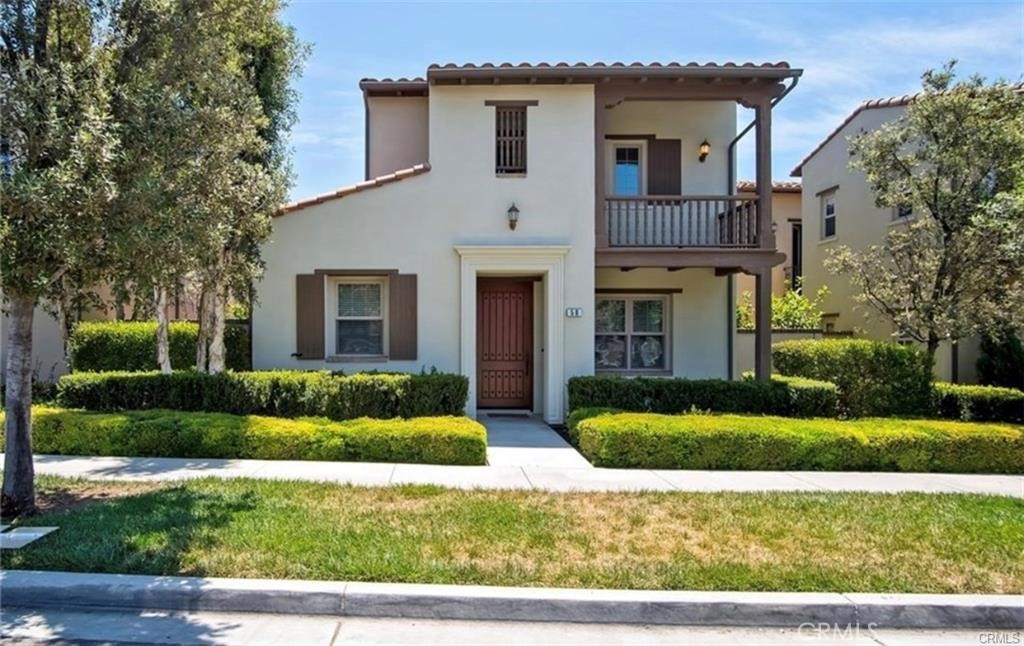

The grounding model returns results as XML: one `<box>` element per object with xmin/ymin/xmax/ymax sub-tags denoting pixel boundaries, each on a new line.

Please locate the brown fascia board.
<box><xmin>427</xmin><ymin>62</ymin><xmax>801</xmax><ymax>85</ymax></box>
<box><xmin>359</xmin><ymin>78</ymin><xmax>429</xmax><ymax>97</ymax></box>
<box><xmin>790</xmin><ymin>83</ymin><xmax>1024</xmax><ymax>177</ymax></box>
<box><xmin>277</xmin><ymin>163</ymin><xmax>431</xmax><ymax>216</ymax></box>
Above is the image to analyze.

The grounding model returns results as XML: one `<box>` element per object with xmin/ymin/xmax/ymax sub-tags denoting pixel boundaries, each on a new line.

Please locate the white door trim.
<box><xmin>455</xmin><ymin>245</ymin><xmax>570</xmax><ymax>424</ymax></box>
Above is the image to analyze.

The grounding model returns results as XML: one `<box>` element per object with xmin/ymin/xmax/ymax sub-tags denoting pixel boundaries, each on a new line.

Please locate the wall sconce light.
<box><xmin>698</xmin><ymin>139</ymin><xmax>711</xmax><ymax>163</ymax></box>
<box><xmin>771</xmin><ymin>221</ymin><xmax>778</xmax><ymax>234</ymax></box>
<box><xmin>507</xmin><ymin>203</ymin><xmax>520</xmax><ymax>230</ymax></box>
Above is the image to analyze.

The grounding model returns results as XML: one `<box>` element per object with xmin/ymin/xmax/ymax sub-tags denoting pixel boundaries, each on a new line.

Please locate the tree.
<box><xmin>737</xmin><ymin>281</ymin><xmax>830</xmax><ymax>330</ymax></box>
<box><xmin>1</xmin><ymin>1</ymin><xmax>120</xmax><ymax>515</ymax></box>
<box><xmin>825</xmin><ymin>63</ymin><xmax>1024</xmax><ymax>365</ymax></box>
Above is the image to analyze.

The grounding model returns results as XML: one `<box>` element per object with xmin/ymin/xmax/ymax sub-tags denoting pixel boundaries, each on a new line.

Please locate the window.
<box><xmin>892</xmin><ymin>204</ymin><xmax>913</xmax><ymax>221</ymax></box>
<box><xmin>820</xmin><ymin>190</ymin><xmax>837</xmax><ymax>239</ymax></box>
<box><xmin>595</xmin><ymin>295</ymin><xmax>669</xmax><ymax>372</ymax></box>
<box><xmin>495</xmin><ymin>105</ymin><xmax>527</xmax><ymax>174</ymax></box>
<box><xmin>332</xmin><ymin>278</ymin><xmax>386</xmax><ymax>356</ymax></box>
<box><xmin>613</xmin><ymin>146</ymin><xmax>642</xmax><ymax>195</ymax></box>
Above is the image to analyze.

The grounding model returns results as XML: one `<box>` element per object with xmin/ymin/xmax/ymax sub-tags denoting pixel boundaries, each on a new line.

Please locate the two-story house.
<box><xmin>791</xmin><ymin>94</ymin><xmax>981</xmax><ymax>383</ymax></box>
<box><xmin>254</xmin><ymin>61</ymin><xmax>802</xmax><ymax>422</ymax></box>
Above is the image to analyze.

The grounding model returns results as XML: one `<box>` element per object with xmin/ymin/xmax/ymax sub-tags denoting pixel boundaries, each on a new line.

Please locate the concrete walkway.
<box><xmin>12</xmin><ymin>453</ymin><xmax>1023</xmax><ymax>496</ymax></box>
<box><xmin>481</xmin><ymin>412</ymin><xmax>592</xmax><ymax>469</ymax></box>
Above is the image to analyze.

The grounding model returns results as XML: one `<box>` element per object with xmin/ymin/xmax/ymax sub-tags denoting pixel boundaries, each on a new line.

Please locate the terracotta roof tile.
<box><xmin>277</xmin><ymin>163</ymin><xmax>430</xmax><ymax>216</ymax></box>
<box><xmin>736</xmin><ymin>180</ymin><xmax>802</xmax><ymax>194</ymax></box>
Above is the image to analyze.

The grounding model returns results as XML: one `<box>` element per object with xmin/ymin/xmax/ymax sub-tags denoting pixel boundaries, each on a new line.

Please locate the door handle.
<box><xmin>525</xmin><ymin>352</ymin><xmax>531</xmax><ymax>376</ymax></box>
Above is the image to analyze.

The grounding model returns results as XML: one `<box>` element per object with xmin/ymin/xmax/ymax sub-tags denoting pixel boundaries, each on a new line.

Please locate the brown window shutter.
<box><xmin>295</xmin><ymin>273</ymin><xmax>325</xmax><ymax>360</ymax></box>
<box><xmin>389</xmin><ymin>274</ymin><xmax>417</xmax><ymax>360</ymax></box>
<box><xmin>647</xmin><ymin>139</ymin><xmax>682</xmax><ymax>195</ymax></box>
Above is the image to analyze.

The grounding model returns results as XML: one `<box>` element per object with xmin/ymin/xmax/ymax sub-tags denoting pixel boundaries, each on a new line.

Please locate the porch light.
<box><xmin>507</xmin><ymin>203</ymin><xmax>520</xmax><ymax>230</ymax></box>
<box><xmin>698</xmin><ymin>139</ymin><xmax>711</xmax><ymax>163</ymax></box>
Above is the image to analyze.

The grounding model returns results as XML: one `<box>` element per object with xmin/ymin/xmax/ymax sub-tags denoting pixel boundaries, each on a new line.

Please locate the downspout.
<box><xmin>726</xmin><ymin>75</ymin><xmax>800</xmax><ymax>194</ymax></box>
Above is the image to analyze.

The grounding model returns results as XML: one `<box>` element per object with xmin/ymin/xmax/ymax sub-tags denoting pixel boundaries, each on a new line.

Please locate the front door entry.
<box><xmin>477</xmin><ymin>278</ymin><xmax>533</xmax><ymax>409</ymax></box>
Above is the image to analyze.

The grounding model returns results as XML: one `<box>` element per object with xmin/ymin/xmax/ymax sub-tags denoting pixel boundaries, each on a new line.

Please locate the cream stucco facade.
<box><xmin>255</xmin><ymin>63</ymin><xmax>799</xmax><ymax>421</ymax></box>
<box><xmin>795</xmin><ymin>103</ymin><xmax>980</xmax><ymax>382</ymax></box>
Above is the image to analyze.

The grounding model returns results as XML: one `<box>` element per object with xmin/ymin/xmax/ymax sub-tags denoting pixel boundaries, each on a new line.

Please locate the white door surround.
<box><xmin>455</xmin><ymin>245</ymin><xmax>570</xmax><ymax>424</ymax></box>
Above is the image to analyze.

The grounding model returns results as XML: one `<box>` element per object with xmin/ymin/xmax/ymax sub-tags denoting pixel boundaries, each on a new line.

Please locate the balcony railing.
<box><xmin>605</xmin><ymin>195</ymin><xmax>760</xmax><ymax>248</ymax></box>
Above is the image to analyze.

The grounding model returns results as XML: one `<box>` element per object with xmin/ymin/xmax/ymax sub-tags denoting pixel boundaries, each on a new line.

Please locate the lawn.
<box><xmin>2</xmin><ymin>476</ymin><xmax>1021</xmax><ymax>594</ymax></box>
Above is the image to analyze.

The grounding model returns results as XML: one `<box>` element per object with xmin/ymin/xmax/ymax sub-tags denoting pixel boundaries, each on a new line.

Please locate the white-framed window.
<box><xmin>595</xmin><ymin>294</ymin><xmax>670</xmax><ymax>372</ymax></box>
<box><xmin>329</xmin><ymin>277</ymin><xmax>387</xmax><ymax>357</ymax></box>
<box><xmin>606</xmin><ymin>141</ymin><xmax>647</xmax><ymax>196</ymax></box>
<box><xmin>820</xmin><ymin>189</ymin><xmax>837</xmax><ymax>239</ymax></box>
<box><xmin>891</xmin><ymin>203</ymin><xmax>913</xmax><ymax>221</ymax></box>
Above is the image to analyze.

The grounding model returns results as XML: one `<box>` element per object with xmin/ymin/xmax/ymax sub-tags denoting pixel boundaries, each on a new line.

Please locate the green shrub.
<box><xmin>773</xmin><ymin>339</ymin><xmax>933</xmax><ymax>417</ymax></box>
<box><xmin>566</xmin><ymin>407</ymin><xmax>621</xmax><ymax>443</ymax></box>
<box><xmin>977</xmin><ymin>331</ymin><xmax>1024</xmax><ymax>390</ymax></box>
<box><xmin>575</xmin><ymin>412</ymin><xmax>1024</xmax><ymax>473</ymax></box>
<box><xmin>933</xmin><ymin>383</ymin><xmax>1024</xmax><ymax>423</ymax></box>
<box><xmin>567</xmin><ymin>375</ymin><xmax>838</xmax><ymax>418</ymax></box>
<box><xmin>56</xmin><ymin>370</ymin><xmax>468</xmax><ymax>420</ymax></box>
<box><xmin>1</xmin><ymin>407</ymin><xmax>486</xmax><ymax>466</ymax></box>
<box><xmin>68</xmin><ymin>321</ymin><xmax>250</xmax><ymax>372</ymax></box>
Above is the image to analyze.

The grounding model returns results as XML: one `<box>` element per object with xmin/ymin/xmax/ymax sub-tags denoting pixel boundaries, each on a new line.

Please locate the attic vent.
<box><xmin>495</xmin><ymin>105</ymin><xmax>527</xmax><ymax>175</ymax></box>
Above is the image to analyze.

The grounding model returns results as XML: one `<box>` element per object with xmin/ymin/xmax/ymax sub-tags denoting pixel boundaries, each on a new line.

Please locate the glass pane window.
<box><xmin>821</xmin><ymin>192</ymin><xmax>837</xmax><ymax>239</ymax></box>
<box><xmin>335</xmin><ymin>280</ymin><xmax>385</xmax><ymax>356</ymax></box>
<box><xmin>594</xmin><ymin>295</ymin><xmax>669</xmax><ymax>371</ymax></box>
<box><xmin>613</xmin><ymin>146</ymin><xmax>641</xmax><ymax>195</ymax></box>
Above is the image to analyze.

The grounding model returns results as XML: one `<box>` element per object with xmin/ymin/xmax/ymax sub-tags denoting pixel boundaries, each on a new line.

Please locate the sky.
<box><xmin>282</xmin><ymin>1</ymin><xmax>1024</xmax><ymax>200</ymax></box>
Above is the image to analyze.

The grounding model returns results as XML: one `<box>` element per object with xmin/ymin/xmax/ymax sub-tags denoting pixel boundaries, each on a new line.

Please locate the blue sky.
<box><xmin>282</xmin><ymin>1</ymin><xmax>1024</xmax><ymax>200</ymax></box>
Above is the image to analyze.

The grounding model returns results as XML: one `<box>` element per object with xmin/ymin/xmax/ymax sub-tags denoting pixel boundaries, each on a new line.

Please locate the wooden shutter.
<box><xmin>495</xmin><ymin>106</ymin><xmax>527</xmax><ymax>174</ymax></box>
<box><xmin>388</xmin><ymin>274</ymin><xmax>417</xmax><ymax>360</ymax></box>
<box><xmin>647</xmin><ymin>139</ymin><xmax>682</xmax><ymax>195</ymax></box>
<box><xmin>295</xmin><ymin>273</ymin><xmax>325</xmax><ymax>360</ymax></box>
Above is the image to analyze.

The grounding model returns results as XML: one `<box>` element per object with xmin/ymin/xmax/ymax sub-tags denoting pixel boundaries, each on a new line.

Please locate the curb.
<box><xmin>2</xmin><ymin>571</ymin><xmax>1022</xmax><ymax>629</ymax></box>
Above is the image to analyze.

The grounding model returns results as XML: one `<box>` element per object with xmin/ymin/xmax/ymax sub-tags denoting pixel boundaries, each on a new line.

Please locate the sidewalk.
<box><xmin>15</xmin><ymin>453</ymin><xmax>1024</xmax><ymax>496</ymax></box>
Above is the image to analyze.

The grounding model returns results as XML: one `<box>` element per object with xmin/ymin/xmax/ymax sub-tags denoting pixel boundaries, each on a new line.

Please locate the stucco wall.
<box><xmin>796</xmin><ymin>104</ymin><xmax>980</xmax><ymax>382</ymax></box>
<box><xmin>255</xmin><ymin>84</ymin><xmax>597</xmax><ymax>414</ymax></box>
<box><xmin>366</xmin><ymin>96</ymin><xmax>429</xmax><ymax>178</ymax></box>
<box><xmin>604</xmin><ymin>100</ymin><xmax>736</xmax><ymax>195</ymax></box>
<box><xmin>594</xmin><ymin>267</ymin><xmax>730</xmax><ymax>379</ymax></box>
<box><xmin>0</xmin><ymin>298</ymin><xmax>68</xmax><ymax>384</ymax></box>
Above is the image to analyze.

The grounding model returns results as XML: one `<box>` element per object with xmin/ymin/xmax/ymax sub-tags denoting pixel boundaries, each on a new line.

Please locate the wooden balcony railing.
<box><xmin>605</xmin><ymin>195</ymin><xmax>760</xmax><ymax>248</ymax></box>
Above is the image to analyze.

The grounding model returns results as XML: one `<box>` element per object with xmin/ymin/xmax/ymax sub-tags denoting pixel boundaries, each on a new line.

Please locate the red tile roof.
<box><xmin>736</xmin><ymin>180</ymin><xmax>802</xmax><ymax>194</ymax></box>
<box><xmin>277</xmin><ymin>163</ymin><xmax>430</xmax><ymax>216</ymax></box>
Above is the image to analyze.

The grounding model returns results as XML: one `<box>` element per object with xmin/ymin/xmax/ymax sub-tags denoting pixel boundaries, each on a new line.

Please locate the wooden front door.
<box><xmin>477</xmin><ymin>278</ymin><xmax>533</xmax><ymax>409</ymax></box>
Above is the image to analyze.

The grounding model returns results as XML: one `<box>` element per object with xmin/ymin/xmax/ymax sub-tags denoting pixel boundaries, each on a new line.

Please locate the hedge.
<box><xmin>567</xmin><ymin>375</ymin><xmax>839</xmax><ymax>418</ymax></box>
<box><xmin>773</xmin><ymin>339</ymin><xmax>933</xmax><ymax>417</ymax></box>
<box><xmin>1</xmin><ymin>407</ymin><xmax>486</xmax><ymax>466</ymax></box>
<box><xmin>68</xmin><ymin>321</ymin><xmax>250</xmax><ymax>372</ymax></box>
<box><xmin>56</xmin><ymin>370</ymin><xmax>468</xmax><ymax>420</ymax></box>
<box><xmin>574</xmin><ymin>412</ymin><xmax>1024</xmax><ymax>473</ymax></box>
<box><xmin>933</xmin><ymin>383</ymin><xmax>1024</xmax><ymax>423</ymax></box>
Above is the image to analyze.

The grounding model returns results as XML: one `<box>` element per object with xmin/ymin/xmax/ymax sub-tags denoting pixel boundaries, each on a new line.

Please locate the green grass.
<box><xmin>3</xmin><ymin>475</ymin><xmax>1022</xmax><ymax>594</ymax></box>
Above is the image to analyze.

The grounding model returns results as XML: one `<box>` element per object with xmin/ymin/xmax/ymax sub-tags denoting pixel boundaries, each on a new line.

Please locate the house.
<box><xmin>734</xmin><ymin>180</ymin><xmax>802</xmax><ymax>297</ymax></box>
<box><xmin>254</xmin><ymin>61</ymin><xmax>802</xmax><ymax>422</ymax></box>
<box><xmin>791</xmin><ymin>94</ymin><xmax>980</xmax><ymax>383</ymax></box>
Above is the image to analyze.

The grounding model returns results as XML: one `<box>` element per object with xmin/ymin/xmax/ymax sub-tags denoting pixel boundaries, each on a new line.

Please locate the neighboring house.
<box><xmin>0</xmin><ymin>297</ymin><xmax>67</xmax><ymax>384</ymax></box>
<box><xmin>255</xmin><ymin>61</ymin><xmax>801</xmax><ymax>422</ymax></box>
<box><xmin>791</xmin><ymin>94</ymin><xmax>980</xmax><ymax>383</ymax></box>
<box><xmin>734</xmin><ymin>180</ymin><xmax>802</xmax><ymax>298</ymax></box>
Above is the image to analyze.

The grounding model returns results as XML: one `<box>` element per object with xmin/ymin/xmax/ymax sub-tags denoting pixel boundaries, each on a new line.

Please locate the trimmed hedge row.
<box><xmin>68</xmin><ymin>321</ymin><xmax>250</xmax><ymax>372</ymax></box>
<box><xmin>933</xmin><ymin>382</ymin><xmax>1024</xmax><ymax>423</ymax></box>
<box><xmin>572</xmin><ymin>411</ymin><xmax>1024</xmax><ymax>473</ymax></box>
<box><xmin>773</xmin><ymin>339</ymin><xmax>933</xmax><ymax>418</ymax></box>
<box><xmin>567</xmin><ymin>375</ymin><xmax>839</xmax><ymax>418</ymax></box>
<box><xmin>2</xmin><ymin>407</ymin><xmax>486</xmax><ymax>465</ymax></box>
<box><xmin>56</xmin><ymin>371</ymin><xmax>468</xmax><ymax>420</ymax></box>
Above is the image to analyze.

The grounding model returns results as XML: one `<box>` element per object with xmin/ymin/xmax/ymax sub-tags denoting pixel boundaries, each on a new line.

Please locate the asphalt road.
<box><xmin>0</xmin><ymin>607</ymin><xmax>1008</xmax><ymax>645</ymax></box>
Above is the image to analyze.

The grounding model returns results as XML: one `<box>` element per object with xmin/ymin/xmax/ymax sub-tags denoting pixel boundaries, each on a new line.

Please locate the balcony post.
<box><xmin>754</xmin><ymin>267</ymin><xmax>772</xmax><ymax>381</ymax></box>
<box><xmin>595</xmin><ymin>92</ymin><xmax>608</xmax><ymax>249</ymax></box>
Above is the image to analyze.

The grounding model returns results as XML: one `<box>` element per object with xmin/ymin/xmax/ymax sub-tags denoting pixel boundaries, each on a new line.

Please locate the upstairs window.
<box><xmin>820</xmin><ymin>189</ymin><xmax>837</xmax><ymax>239</ymax></box>
<box><xmin>893</xmin><ymin>204</ymin><xmax>913</xmax><ymax>220</ymax></box>
<box><xmin>613</xmin><ymin>146</ymin><xmax>642</xmax><ymax>195</ymax></box>
<box><xmin>495</xmin><ymin>105</ymin><xmax>527</xmax><ymax>175</ymax></box>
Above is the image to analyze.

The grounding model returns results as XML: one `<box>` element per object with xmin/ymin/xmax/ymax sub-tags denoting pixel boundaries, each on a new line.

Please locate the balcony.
<box><xmin>604</xmin><ymin>195</ymin><xmax>759</xmax><ymax>248</ymax></box>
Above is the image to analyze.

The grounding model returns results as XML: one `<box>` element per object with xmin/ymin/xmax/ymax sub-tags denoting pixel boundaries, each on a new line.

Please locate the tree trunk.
<box><xmin>2</xmin><ymin>294</ymin><xmax>37</xmax><ymax>517</ymax></box>
<box><xmin>926</xmin><ymin>334</ymin><xmax>941</xmax><ymax>373</ymax></box>
<box><xmin>154</xmin><ymin>286</ymin><xmax>172</xmax><ymax>375</ymax></box>
<box><xmin>195</xmin><ymin>286</ymin><xmax>211</xmax><ymax>372</ymax></box>
<box><xmin>207</xmin><ymin>279</ymin><xmax>227</xmax><ymax>374</ymax></box>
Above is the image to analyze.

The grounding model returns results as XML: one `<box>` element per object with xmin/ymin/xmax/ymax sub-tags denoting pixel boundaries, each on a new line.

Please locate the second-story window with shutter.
<box><xmin>495</xmin><ymin>105</ymin><xmax>527</xmax><ymax>175</ymax></box>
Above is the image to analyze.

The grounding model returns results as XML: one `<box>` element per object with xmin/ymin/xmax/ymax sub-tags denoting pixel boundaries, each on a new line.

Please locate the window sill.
<box><xmin>495</xmin><ymin>173</ymin><xmax>527</xmax><ymax>179</ymax></box>
<box><xmin>888</xmin><ymin>216</ymin><xmax>916</xmax><ymax>227</ymax></box>
<box><xmin>817</xmin><ymin>236</ymin><xmax>837</xmax><ymax>245</ymax></box>
<box><xmin>326</xmin><ymin>355</ymin><xmax>388</xmax><ymax>363</ymax></box>
<box><xmin>596</xmin><ymin>369</ymin><xmax>672</xmax><ymax>377</ymax></box>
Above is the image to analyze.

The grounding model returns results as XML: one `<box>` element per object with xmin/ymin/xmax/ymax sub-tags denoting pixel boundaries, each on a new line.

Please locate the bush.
<box><xmin>977</xmin><ymin>331</ymin><xmax>1024</xmax><ymax>390</ymax></box>
<box><xmin>575</xmin><ymin>412</ymin><xmax>1024</xmax><ymax>473</ymax></box>
<box><xmin>773</xmin><ymin>339</ymin><xmax>933</xmax><ymax>417</ymax></box>
<box><xmin>567</xmin><ymin>375</ymin><xmax>839</xmax><ymax>418</ymax></box>
<box><xmin>68</xmin><ymin>321</ymin><xmax>250</xmax><ymax>372</ymax></box>
<box><xmin>56</xmin><ymin>370</ymin><xmax>468</xmax><ymax>420</ymax></box>
<box><xmin>933</xmin><ymin>383</ymin><xmax>1024</xmax><ymax>423</ymax></box>
<box><xmin>1</xmin><ymin>407</ymin><xmax>487</xmax><ymax>466</ymax></box>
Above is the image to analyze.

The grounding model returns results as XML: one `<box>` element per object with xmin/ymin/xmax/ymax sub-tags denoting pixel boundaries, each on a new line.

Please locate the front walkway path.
<box><xmin>11</xmin><ymin>453</ymin><xmax>1022</xmax><ymax>496</ymax></box>
<box><xmin>480</xmin><ymin>412</ymin><xmax>592</xmax><ymax>469</ymax></box>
